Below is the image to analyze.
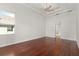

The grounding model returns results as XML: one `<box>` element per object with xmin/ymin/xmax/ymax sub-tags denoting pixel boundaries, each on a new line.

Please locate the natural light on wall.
<box><xmin>0</xmin><ymin>11</ymin><xmax>15</xmax><ymax>35</ymax></box>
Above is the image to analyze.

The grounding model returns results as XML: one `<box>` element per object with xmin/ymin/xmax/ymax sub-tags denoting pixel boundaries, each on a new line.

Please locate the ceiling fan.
<box><xmin>41</xmin><ymin>3</ymin><xmax>60</xmax><ymax>13</ymax></box>
<box><xmin>40</xmin><ymin>3</ymin><xmax>72</xmax><ymax>15</ymax></box>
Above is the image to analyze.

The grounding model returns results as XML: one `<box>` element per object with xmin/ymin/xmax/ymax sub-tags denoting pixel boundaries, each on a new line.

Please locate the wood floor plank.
<box><xmin>0</xmin><ymin>37</ymin><xmax>78</xmax><ymax>56</ymax></box>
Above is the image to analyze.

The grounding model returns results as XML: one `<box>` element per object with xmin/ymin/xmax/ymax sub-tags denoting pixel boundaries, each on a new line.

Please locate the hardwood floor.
<box><xmin>0</xmin><ymin>37</ymin><xmax>78</xmax><ymax>56</ymax></box>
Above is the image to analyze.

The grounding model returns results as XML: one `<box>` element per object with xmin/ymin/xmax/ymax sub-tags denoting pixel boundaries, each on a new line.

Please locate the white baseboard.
<box><xmin>0</xmin><ymin>36</ymin><xmax>44</xmax><ymax>48</ymax></box>
<box><xmin>0</xmin><ymin>36</ymin><xmax>77</xmax><ymax>48</ymax></box>
<box><xmin>45</xmin><ymin>35</ymin><xmax>76</xmax><ymax>41</ymax></box>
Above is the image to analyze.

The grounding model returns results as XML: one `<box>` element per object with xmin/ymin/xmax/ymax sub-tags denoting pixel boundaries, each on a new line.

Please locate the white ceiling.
<box><xmin>23</xmin><ymin>3</ymin><xmax>77</xmax><ymax>16</ymax></box>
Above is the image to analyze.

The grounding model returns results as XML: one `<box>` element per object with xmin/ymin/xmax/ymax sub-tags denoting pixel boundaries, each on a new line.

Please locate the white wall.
<box><xmin>15</xmin><ymin>4</ymin><xmax>45</xmax><ymax>43</ymax></box>
<box><xmin>76</xmin><ymin>4</ymin><xmax>79</xmax><ymax>47</ymax></box>
<box><xmin>46</xmin><ymin>10</ymin><xmax>77</xmax><ymax>41</ymax></box>
<box><xmin>0</xmin><ymin>3</ymin><xmax>45</xmax><ymax>47</ymax></box>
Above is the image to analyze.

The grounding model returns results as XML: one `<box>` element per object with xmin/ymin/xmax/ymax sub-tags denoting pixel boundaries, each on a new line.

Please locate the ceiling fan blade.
<box><xmin>48</xmin><ymin>7</ymin><xmax>60</xmax><ymax>12</ymax></box>
<box><xmin>44</xmin><ymin>5</ymin><xmax>52</xmax><ymax>11</ymax></box>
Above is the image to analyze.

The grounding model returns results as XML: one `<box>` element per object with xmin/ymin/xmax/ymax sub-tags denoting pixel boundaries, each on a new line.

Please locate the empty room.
<box><xmin>0</xmin><ymin>3</ymin><xmax>79</xmax><ymax>56</ymax></box>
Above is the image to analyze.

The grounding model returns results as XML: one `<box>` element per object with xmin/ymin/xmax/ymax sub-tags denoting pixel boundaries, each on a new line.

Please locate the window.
<box><xmin>0</xmin><ymin>11</ymin><xmax>15</xmax><ymax>35</ymax></box>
